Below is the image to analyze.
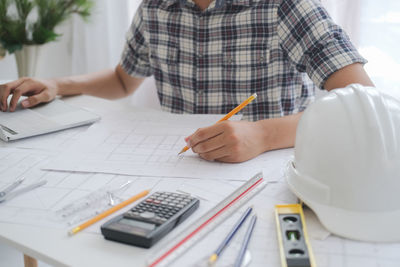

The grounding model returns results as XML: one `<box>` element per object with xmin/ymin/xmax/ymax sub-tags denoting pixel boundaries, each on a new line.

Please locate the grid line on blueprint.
<box><xmin>44</xmin><ymin>112</ymin><xmax>291</xmax><ymax>181</ymax></box>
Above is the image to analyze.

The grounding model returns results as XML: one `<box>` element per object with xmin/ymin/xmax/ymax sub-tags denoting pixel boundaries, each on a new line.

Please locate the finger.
<box><xmin>9</xmin><ymin>83</ymin><xmax>36</xmax><ymax>112</ymax></box>
<box><xmin>199</xmin><ymin>146</ymin><xmax>231</xmax><ymax>162</ymax></box>
<box><xmin>1</xmin><ymin>79</ymin><xmax>25</xmax><ymax>111</ymax></box>
<box><xmin>215</xmin><ymin>155</ymin><xmax>239</xmax><ymax>163</ymax></box>
<box><xmin>215</xmin><ymin>146</ymin><xmax>250</xmax><ymax>163</ymax></box>
<box><xmin>9</xmin><ymin>80</ymin><xmax>43</xmax><ymax>111</ymax></box>
<box><xmin>191</xmin><ymin>132</ymin><xmax>225</xmax><ymax>154</ymax></box>
<box><xmin>22</xmin><ymin>90</ymin><xmax>52</xmax><ymax>108</ymax></box>
<box><xmin>8</xmin><ymin>90</ymin><xmax>23</xmax><ymax>112</ymax></box>
<box><xmin>187</xmin><ymin>123</ymin><xmax>227</xmax><ymax>148</ymax></box>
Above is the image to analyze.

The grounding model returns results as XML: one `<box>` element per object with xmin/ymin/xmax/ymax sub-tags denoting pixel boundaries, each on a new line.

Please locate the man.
<box><xmin>0</xmin><ymin>0</ymin><xmax>373</xmax><ymax>162</ymax></box>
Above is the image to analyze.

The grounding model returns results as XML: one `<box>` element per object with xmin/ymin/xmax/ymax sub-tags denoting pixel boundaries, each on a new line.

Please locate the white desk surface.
<box><xmin>0</xmin><ymin>95</ymin><xmax>155</xmax><ymax>267</ymax></box>
<box><xmin>1</xmin><ymin>94</ymin><xmax>400</xmax><ymax>267</ymax></box>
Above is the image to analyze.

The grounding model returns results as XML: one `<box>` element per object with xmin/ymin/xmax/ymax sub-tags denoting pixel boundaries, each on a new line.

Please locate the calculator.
<box><xmin>101</xmin><ymin>191</ymin><xmax>200</xmax><ymax>248</ymax></box>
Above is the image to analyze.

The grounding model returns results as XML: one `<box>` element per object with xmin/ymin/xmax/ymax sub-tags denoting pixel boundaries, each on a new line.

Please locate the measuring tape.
<box><xmin>275</xmin><ymin>204</ymin><xmax>316</xmax><ymax>267</ymax></box>
<box><xmin>147</xmin><ymin>172</ymin><xmax>267</xmax><ymax>267</ymax></box>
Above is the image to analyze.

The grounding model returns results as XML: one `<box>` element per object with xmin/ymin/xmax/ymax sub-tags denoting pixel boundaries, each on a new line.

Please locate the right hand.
<box><xmin>0</xmin><ymin>77</ymin><xmax>59</xmax><ymax>112</ymax></box>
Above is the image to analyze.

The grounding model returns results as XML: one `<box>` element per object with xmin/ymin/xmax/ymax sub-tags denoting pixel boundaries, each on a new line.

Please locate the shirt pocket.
<box><xmin>222</xmin><ymin>43</ymin><xmax>270</xmax><ymax>70</ymax></box>
<box><xmin>150</xmin><ymin>45</ymin><xmax>179</xmax><ymax>71</ymax></box>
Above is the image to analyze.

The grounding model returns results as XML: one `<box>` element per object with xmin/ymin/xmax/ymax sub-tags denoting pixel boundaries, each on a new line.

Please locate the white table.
<box><xmin>0</xmin><ymin>95</ymin><xmax>154</xmax><ymax>267</ymax></box>
<box><xmin>1</xmin><ymin>94</ymin><xmax>400</xmax><ymax>267</ymax></box>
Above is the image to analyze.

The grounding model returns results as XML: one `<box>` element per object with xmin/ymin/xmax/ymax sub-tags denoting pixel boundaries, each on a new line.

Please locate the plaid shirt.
<box><xmin>121</xmin><ymin>0</ymin><xmax>366</xmax><ymax>121</ymax></box>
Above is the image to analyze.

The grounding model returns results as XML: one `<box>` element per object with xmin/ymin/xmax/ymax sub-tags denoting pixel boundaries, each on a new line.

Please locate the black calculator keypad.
<box><xmin>123</xmin><ymin>192</ymin><xmax>194</xmax><ymax>225</ymax></box>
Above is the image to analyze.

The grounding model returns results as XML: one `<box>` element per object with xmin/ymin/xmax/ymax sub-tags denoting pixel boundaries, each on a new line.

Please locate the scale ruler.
<box><xmin>147</xmin><ymin>172</ymin><xmax>267</xmax><ymax>267</ymax></box>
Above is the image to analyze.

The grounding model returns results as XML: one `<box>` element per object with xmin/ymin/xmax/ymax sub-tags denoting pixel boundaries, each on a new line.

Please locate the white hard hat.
<box><xmin>287</xmin><ymin>84</ymin><xmax>400</xmax><ymax>242</ymax></box>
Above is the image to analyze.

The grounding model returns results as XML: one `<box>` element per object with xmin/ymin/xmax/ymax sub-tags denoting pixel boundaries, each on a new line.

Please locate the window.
<box><xmin>359</xmin><ymin>0</ymin><xmax>400</xmax><ymax>97</ymax></box>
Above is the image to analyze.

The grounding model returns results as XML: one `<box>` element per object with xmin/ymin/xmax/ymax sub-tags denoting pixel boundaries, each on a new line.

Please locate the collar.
<box><xmin>161</xmin><ymin>0</ymin><xmax>254</xmax><ymax>9</ymax></box>
<box><xmin>222</xmin><ymin>0</ymin><xmax>254</xmax><ymax>7</ymax></box>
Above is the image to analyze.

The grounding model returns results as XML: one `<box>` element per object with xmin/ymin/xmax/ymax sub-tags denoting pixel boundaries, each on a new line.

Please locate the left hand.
<box><xmin>185</xmin><ymin>120</ymin><xmax>267</xmax><ymax>163</ymax></box>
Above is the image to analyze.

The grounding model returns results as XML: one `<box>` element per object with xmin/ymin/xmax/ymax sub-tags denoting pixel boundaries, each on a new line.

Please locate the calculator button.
<box><xmin>123</xmin><ymin>212</ymin><xmax>141</xmax><ymax>220</ymax></box>
<box><xmin>140</xmin><ymin>212</ymin><xmax>156</xmax><ymax>219</ymax></box>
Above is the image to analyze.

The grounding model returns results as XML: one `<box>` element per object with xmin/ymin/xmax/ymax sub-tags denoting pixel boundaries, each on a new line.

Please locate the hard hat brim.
<box><xmin>286</xmin><ymin>161</ymin><xmax>400</xmax><ymax>243</ymax></box>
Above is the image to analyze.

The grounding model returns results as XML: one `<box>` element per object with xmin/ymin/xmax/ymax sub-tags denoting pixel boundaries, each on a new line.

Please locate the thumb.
<box><xmin>21</xmin><ymin>91</ymin><xmax>50</xmax><ymax>108</ymax></box>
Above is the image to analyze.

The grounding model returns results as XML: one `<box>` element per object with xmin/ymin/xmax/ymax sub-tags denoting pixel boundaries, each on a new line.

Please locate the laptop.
<box><xmin>0</xmin><ymin>99</ymin><xmax>101</xmax><ymax>142</ymax></box>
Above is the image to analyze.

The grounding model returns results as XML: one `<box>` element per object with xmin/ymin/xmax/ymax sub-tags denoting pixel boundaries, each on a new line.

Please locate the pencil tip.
<box><xmin>68</xmin><ymin>227</ymin><xmax>80</xmax><ymax>236</ymax></box>
<box><xmin>178</xmin><ymin>148</ymin><xmax>186</xmax><ymax>155</ymax></box>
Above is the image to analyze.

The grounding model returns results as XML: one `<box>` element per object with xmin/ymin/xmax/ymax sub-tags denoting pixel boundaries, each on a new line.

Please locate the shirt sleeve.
<box><xmin>277</xmin><ymin>0</ymin><xmax>367</xmax><ymax>88</ymax></box>
<box><xmin>120</xmin><ymin>3</ymin><xmax>152</xmax><ymax>77</ymax></box>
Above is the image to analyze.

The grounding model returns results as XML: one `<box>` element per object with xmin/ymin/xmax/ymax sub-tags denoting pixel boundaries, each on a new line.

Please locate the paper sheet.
<box><xmin>43</xmin><ymin>111</ymin><xmax>293</xmax><ymax>181</ymax></box>
<box><xmin>1</xmin><ymin>148</ymin><xmax>400</xmax><ymax>266</ymax></box>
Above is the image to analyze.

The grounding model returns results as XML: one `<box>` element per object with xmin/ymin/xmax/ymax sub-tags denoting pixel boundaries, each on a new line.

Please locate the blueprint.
<box><xmin>44</xmin><ymin>111</ymin><xmax>293</xmax><ymax>181</ymax></box>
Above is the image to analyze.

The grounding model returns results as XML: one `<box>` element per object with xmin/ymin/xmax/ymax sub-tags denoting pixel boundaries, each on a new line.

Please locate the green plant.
<box><xmin>0</xmin><ymin>44</ymin><xmax>5</xmax><ymax>58</ymax></box>
<box><xmin>0</xmin><ymin>0</ymin><xmax>93</xmax><ymax>54</ymax></box>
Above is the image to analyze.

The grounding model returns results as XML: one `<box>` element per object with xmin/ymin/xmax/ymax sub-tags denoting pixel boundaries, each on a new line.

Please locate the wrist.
<box><xmin>254</xmin><ymin>119</ymin><xmax>277</xmax><ymax>152</ymax></box>
<box><xmin>48</xmin><ymin>78</ymin><xmax>62</xmax><ymax>96</ymax></box>
<box><xmin>52</xmin><ymin>77</ymin><xmax>82</xmax><ymax>96</ymax></box>
<box><xmin>256</xmin><ymin>113</ymin><xmax>302</xmax><ymax>152</ymax></box>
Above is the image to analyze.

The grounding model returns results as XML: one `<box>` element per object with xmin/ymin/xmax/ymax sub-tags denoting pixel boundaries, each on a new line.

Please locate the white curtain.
<box><xmin>321</xmin><ymin>0</ymin><xmax>362</xmax><ymax>47</ymax></box>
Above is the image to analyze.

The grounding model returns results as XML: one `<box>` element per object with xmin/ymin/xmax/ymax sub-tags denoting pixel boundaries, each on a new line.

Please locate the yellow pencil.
<box><xmin>68</xmin><ymin>189</ymin><xmax>150</xmax><ymax>236</ymax></box>
<box><xmin>178</xmin><ymin>93</ymin><xmax>257</xmax><ymax>155</ymax></box>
